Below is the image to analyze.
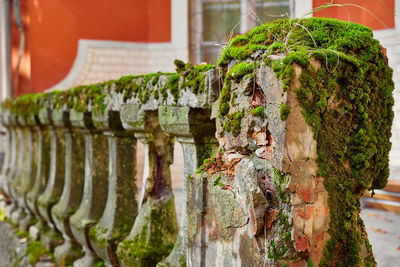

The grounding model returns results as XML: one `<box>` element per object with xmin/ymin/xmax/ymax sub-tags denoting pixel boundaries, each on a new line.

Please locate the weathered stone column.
<box><xmin>0</xmin><ymin>112</ymin><xmax>11</xmax><ymax>200</ymax></box>
<box><xmin>19</xmin><ymin>115</ymin><xmax>40</xmax><ymax>231</ymax></box>
<box><xmin>136</xmin><ymin>133</ymin><xmax>151</xmax><ymax>209</ymax></box>
<box><xmin>5</xmin><ymin>115</ymin><xmax>22</xmax><ymax>219</ymax></box>
<box><xmin>0</xmin><ymin>112</ymin><xmax>16</xmax><ymax>212</ymax></box>
<box><xmin>69</xmin><ymin>109</ymin><xmax>109</xmax><ymax>267</ymax></box>
<box><xmin>52</xmin><ymin>109</ymin><xmax>85</xmax><ymax>265</ymax></box>
<box><xmin>117</xmin><ymin>109</ymin><xmax>179</xmax><ymax>267</ymax></box>
<box><xmin>36</xmin><ymin>108</ymin><xmax>69</xmax><ymax>249</ymax></box>
<box><xmin>10</xmin><ymin>116</ymin><xmax>34</xmax><ymax>225</ymax></box>
<box><xmin>157</xmin><ymin>106</ymin><xmax>217</xmax><ymax>267</ymax></box>
<box><xmin>89</xmin><ymin>110</ymin><xmax>138</xmax><ymax>266</ymax></box>
<box><xmin>26</xmin><ymin>107</ymin><xmax>52</xmax><ymax>240</ymax></box>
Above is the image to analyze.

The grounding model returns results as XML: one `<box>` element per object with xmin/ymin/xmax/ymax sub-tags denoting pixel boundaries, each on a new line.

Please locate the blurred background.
<box><xmin>0</xmin><ymin>2</ymin><xmax>399</xmax><ymax>262</ymax></box>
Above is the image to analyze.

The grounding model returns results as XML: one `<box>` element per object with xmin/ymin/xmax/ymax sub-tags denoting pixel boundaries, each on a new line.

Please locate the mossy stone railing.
<box><xmin>0</xmin><ymin>18</ymin><xmax>394</xmax><ymax>267</ymax></box>
<box><xmin>0</xmin><ymin>61</ymin><xmax>218</xmax><ymax>267</ymax></box>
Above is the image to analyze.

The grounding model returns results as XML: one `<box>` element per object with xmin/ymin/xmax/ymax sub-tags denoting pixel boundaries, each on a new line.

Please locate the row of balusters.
<box><xmin>0</xmin><ymin>107</ymin><xmax>217</xmax><ymax>266</ymax></box>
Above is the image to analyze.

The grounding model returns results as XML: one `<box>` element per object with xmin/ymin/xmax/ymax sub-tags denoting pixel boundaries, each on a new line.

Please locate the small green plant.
<box><xmin>214</xmin><ymin>176</ymin><xmax>225</xmax><ymax>187</ymax></box>
<box><xmin>250</xmin><ymin>106</ymin><xmax>265</xmax><ymax>117</ymax></box>
<box><xmin>279</xmin><ymin>103</ymin><xmax>291</xmax><ymax>121</ymax></box>
<box><xmin>267</xmin><ymin>240</ymin><xmax>287</xmax><ymax>260</ymax></box>
<box><xmin>26</xmin><ymin>241</ymin><xmax>48</xmax><ymax>264</ymax></box>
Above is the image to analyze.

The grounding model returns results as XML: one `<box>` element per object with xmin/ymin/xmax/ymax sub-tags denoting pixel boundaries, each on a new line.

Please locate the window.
<box><xmin>189</xmin><ymin>0</ymin><xmax>292</xmax><ymax>64</ymax></box>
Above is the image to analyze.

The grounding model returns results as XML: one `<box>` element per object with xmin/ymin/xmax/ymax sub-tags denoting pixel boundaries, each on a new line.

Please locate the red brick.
<box><xmin>265</xmin><ymin>209</ymin><xmax>279</xmax><ymax>229</ymax></box>
<box><xmin>299</xmin><ymin>187</ymin><xmax>312</xmax><ymax>203</ymax></box>
<box><xmin>295</xmin><ymin>236</ymin><xmax>310</xmax><ymax>251</ymax></box>
<box><xmin>305</xmin><ymin>205</ymin><xmax>314</xmax><ymax>220</ymax></box>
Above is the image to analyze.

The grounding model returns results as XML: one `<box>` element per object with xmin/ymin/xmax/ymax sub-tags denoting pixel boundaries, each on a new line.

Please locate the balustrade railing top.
<box><xmin>0</xmin><ymin>17</ymin><xmax>394</xmax><ymax>267</ymax></box>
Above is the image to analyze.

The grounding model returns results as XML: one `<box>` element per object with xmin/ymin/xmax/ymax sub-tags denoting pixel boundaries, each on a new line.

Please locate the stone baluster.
<box><xmin>135</xmin><ymin>132</ymin><xmax>151</xmax><ymax>209</ymax></box>
<box><xmin>116</xmin><ymin>109</ymin><xmax>179</xmax><ymax>267</ymax></box>
<box><xmin>68</xmin><ymin>109</ymin><xmax>109</xmax><ymax>267</ymax></box>
<box><xmin>4</xmin><ymin>115</ymin><xmax>20</xmax><ymax>218</ymax></box>
<box><xmin>36</xmin><ymin>108</ymin><xmax>70</xmax><ymax>249</ymax></box>
<box><xmin>10</xmin><ymin>116</ymin><xmax>33</xmax><ymax>224</ymax></box>
<box><xmin>89</xmin><ymin>110</ymin><xmax>138</xmax><ymax>266</ymax></box>
<box><xmin>0</xmin><ymin>112</ymin><xmax>11</xmax><ymax>199</ymax></box>
<box><xmin>52</xmin><ymin>109</ymin><xmax>85</xmax><ymax>265</ymax></box>
<box><xmin>157</xmin><ymin>106</ymin><xmax>217</xmax><ymax>267</ymax></box>
<box><xmin>26</xmin><ymin>107</ymin><xmax>52</xmax><ymax>240</ymax></box>
<box><xmin>0</xmin><ymin>112</ymin><xmax>15</xmax><ymax>204</ymax></box>
<box><xmin>19</xmin><ymin>115</ymin><xmax>41</xmax><ymax>231</ymax></box>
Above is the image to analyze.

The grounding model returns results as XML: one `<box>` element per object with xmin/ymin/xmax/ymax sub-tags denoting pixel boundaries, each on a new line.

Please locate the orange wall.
<box><xmin>11</xmin><ymin>0</ymin><xmax>31</xmax><ymax>97</ymax></box>
<box><xmin>313</xmin><ymin>0</ymin><xmax>395</xmax><ymax>31</ymax></box>
<box><xmin>12</xmin><ymin>0</ymin><xmax>171</xmax><ymax>96</ymax></box>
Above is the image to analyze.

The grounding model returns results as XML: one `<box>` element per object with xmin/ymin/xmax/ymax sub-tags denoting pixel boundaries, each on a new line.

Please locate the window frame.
<box><xmin>189</xmin><ymin>0</ymin><xmax>294</xmax><ymax>64</ymax></box>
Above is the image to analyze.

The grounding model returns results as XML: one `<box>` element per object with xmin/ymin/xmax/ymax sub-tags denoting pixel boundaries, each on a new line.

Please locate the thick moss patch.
<box><xmin>217</xmin><ymin>17</ymin><xmax>393</xmax><ymax>266</ymax></box>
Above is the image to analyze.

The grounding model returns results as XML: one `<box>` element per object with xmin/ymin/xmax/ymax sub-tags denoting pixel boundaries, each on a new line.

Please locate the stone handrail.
<box><xmin>0</xmin><ymin>18</ymin><xmax>394</xmax><ymax>267</ymax></box>
<box><xmin>0</xmin><ymin>63</ymin><xmax>219</xmax><ymax>266</ymax></box>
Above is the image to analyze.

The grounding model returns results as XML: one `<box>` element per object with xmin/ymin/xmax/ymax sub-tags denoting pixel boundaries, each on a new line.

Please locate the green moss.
<box><xmin>174</xmin><ymin>59</ymin><xmax>188</xmax><ymax>73</ymax></box>
<box><xmin>218</xmin><ymin>80</ymin><xmax>232</xmax><ymax>117</ymax></box>
<box><xmin>279</xmin><ymin>103</ymin><xmax>291</xmax><ymax>121</ymax></box>
<box><xmin>2</xmin><ymin>92</ymin><xmax>47</xmax><ymax>117</ymax></box>
<box><xmin>272</xmin><ymin>167</ymin><xmax>291</xmax><ymax>205</ymax></box>
<box><xmin>221</xmin><ymin>111</ymin><xmax>244</xmax><ymax>137</ymax></box>
<box><xmin>250</xmin><ymin>106</ymin><xmax>265</xmax><ymax>117</ymax></box>
<box><xmin>219</xmin><ymin>103</ymin><xmax>230</xmax><ymax>117</ymax></box>
<box><xmin>2</xmin><ymin>17</ymin><xmax>393</xmax><ymax>266</ymax></box>
<box><xmin>26</xmin><ymin>241</ymin><xmax>49</xmax><ymax>264</ymax></box>
<box><xmin>267</xmin><ymin>240</ymin><xmax>287</xmax><ymax>260</ymax></box>
<box><xmin>151</xmin><ymin>72</ymin><xmax>162</xmax><ymax>86</ymax></box>
<box><xmin>167</xmin><ymin>75</ymin><xmax>180</xmax><ymax>103</ymax></box>
<box><xmin>118</xmin><ymin>198</ymin><xmax>179</xmax><ymax>267</ymax></box>
<box><xmin>213</xmin><ymin>176</ymin><xmax>225</xmax><ymax>187</ymax></box>
<box><xmin>2</xmin><ymin>65</ymin><xmax>213</xmax><ymax>116</ymax></box>
<box><xmin>231</xmin><ymin>111</ymin><xmax>244</xmax><ymax>136</ymax></box>
<box><xmin>216</xmin><ymin>17</ymin><xmax>392</xmax><ymax>265</ymax></box>
<box><xmin>153</xmin><ymin>89</ymin><xmax>160</xmax><ymax>100</ymax></box>
<box><xmin>227</xmin><ymin>62</ymin><xmax>258</xmax><ymax>82</ymax></box>
<box><xmin>3</xmin><ymin>60</ymin><xmax>213</xmax><ymax>117</ymax></box>
<box><xmin>89</xmin><ymin>226</ymin><xmax>107</xmax><ymax>249</ymax></box>
<box><xmin>179</xmin><ymin>63</ymin><xmax>215</xmax><ymax>94</ymax></box>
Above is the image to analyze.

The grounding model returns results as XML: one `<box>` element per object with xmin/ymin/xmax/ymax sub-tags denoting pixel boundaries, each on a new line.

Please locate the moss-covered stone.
<box><xmin>218</xmin><ymin>17</ymin><xmax>392</xmax><ymax>265</ymax></box>
<box><xmin>250</xmin><ymin>106</ymin><xmax>265</xmax><ymax>117</ymax></box>
<box><xmin>1</xmin><ymin>63</ymin><xmax>213</xmax><ymax>117</ymax></box>
<box><xmin>1</xmin><ymin>17</ymin><xmax>393</xmax><ymax>267</ymax></box>
<box><xmin>117</xmin><ymin>197</ymin><xmax>179</xmax><ymax>267</ymax></box>
<box><xmin>279</xmin><ymin>103</ymin><xmax>291</xmax><ymax>121</ymax></box>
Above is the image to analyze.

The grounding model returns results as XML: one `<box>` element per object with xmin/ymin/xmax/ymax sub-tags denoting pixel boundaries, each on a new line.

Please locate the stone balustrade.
<box><xmin>0</xmin><ymin>62</ymin><xmax>219</xmax><ymax>267</ymax></box>
<box><xmin>0</xmin><ymin>18</ymin><xmax>395</xmax><ymax>267</ymax></box>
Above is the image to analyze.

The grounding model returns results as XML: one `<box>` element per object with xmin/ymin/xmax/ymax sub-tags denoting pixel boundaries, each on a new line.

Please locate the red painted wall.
<box><xmin>313</xmin><ymin>0</ymin><xmax>395</xmax><ymax>31</ymax></box>
<box><xmin>10</xmin><ymin>0</ymin><xmax>30</xmax><ymax>97</ymax></box>
<box><xmin>11</xmin><ymin>0</ymin><xmax>171</xmax><ymax>96</ymax></box>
